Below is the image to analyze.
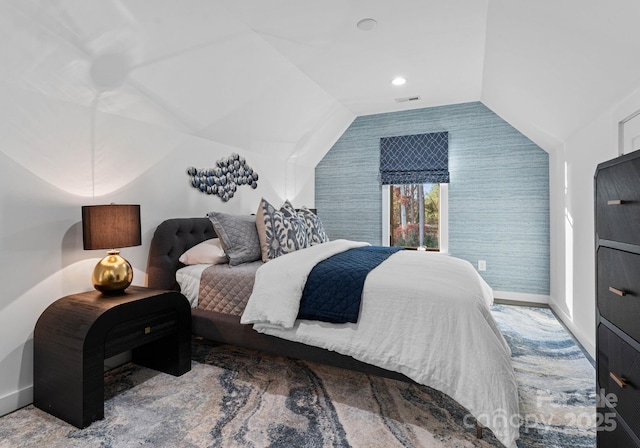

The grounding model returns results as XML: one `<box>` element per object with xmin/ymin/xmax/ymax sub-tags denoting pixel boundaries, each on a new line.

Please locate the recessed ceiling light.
<box><xmin>391</xmin><ymin>77</ymin><xmax>407</xmax><ymax>86</ymax></box>
<box><xmin>357</xmin><ymin>18</ymin><xmax>377</xmax><ymax>31</ymax></box>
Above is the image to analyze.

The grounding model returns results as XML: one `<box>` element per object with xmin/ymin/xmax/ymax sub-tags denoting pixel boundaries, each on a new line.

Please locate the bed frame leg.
<box><xmin>476</xmin><ymin>421</ymin><xmax>483</xmax><ymax>439</ymax></box>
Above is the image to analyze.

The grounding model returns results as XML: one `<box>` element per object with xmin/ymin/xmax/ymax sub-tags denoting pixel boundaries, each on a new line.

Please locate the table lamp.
<box><xmin>82</xmin><ymin>204</ymin><xmax>141</xmax><ymax>293</ymax></box>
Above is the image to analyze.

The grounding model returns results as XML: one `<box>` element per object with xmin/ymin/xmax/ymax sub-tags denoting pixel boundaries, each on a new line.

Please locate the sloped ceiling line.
<box><xmin>6</xmin><ymin>0</ymin><xmax>640</xmax><ymax>166</ymax></box>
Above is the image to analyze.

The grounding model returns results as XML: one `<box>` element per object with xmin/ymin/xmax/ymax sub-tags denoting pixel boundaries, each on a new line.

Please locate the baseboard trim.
<box><xmin>0</xmin><ymin>351</ymin><xmax>131</xmax><ymax>419</ymax></box>
<box><xmin>493</xmin><ymin>290</ymin><xmax>550</xmax><ymax>305</ymax></box>
<box><xmin>0</xmin><ymin>385</ymin><xmax>32</xmax><ymax>418</ymax></box>
<box><xmin>548</xmin><ymin>302</ymin><xmax>596</xmax><ymax>360</ymax></box>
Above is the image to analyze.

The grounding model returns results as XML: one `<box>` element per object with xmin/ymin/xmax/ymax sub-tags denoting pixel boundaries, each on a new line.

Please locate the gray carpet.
<box><xmin>0</xmin><ymin>305</ymin><xmax>596</xmax><ymax>447</ymax></box>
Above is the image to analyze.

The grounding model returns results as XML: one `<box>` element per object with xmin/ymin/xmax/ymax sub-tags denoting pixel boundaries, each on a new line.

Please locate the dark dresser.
<box><xmin>595</xmin><ymin>151</ymin><xmax>640</xmax><ymax>447</ymax></box>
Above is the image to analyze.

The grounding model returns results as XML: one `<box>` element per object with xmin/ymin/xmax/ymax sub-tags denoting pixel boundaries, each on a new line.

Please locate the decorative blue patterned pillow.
<box><xmin>256</xmin><ymin>198</ymin><xmax>309</xmax><ymax>262</ymax></box>
<box><xmin>297</xmin><ymin>206</ymin><xmax>329</xmax><ymax>245</ymax></box>
<box><xmin>281</xmin><ymin>200</ymin><xmax>310</xmax><ymax>250</ymax></box>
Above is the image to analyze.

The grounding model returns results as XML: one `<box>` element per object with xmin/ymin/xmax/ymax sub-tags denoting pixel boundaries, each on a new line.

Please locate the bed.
<box><xmin>147</xmin><ymin>215</ymin><xmax>520</xmax><ymax>448</ymax></box>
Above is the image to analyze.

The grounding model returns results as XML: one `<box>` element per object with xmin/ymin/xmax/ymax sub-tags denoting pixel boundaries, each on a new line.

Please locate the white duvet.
<box><xmin>241</xmin><ymin>240</ymin><xmax>520</xmax><ymax>448</ymax></box>
<box><xmin>176</xmin><ymin>264</ymin><xmax>209</xmax><ymax>308</ymax></box>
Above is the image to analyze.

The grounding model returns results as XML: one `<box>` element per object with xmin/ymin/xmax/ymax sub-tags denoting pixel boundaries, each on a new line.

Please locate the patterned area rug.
<box><xmin>0</xmin><ymin>305</ymin><xmax>596</xmax><ymax>448</ymax></box>
<box><xmin>492</xmin><ymin>305</ymin><xmax>595</xmax><ymax>447</ymax></box>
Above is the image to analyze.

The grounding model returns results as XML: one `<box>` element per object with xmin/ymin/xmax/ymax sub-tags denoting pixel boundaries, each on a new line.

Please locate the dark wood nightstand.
<box><xmin>33</xmin><ymin>286</ymin><xmax>191</xmax><ymax>428</ymax></box>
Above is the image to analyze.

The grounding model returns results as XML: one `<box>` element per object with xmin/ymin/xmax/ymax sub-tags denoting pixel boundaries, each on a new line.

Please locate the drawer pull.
<box><xmin>610</xmin><ymin>371</ymin><xmax>628</xmax><ymax>389</ymax></box>
<box><xmin>607</xmin><ymin>199</ymin><xmax>626</xmax><ymax>205</ymax></box>
<box><xmin>608</xmin><ymin>286</ymin><xmax>627</xmax><ymax>297</ymax></box>
<box><xmin>144</xmin><ymin>326</ymin><xmax>151</xmax><ymax>334</ymax></box>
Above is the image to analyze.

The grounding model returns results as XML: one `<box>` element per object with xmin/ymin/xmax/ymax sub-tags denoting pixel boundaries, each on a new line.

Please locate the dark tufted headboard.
<box><xmin>147</xmin><ymin>217</ymin><xmax>216</xmax><ymax>291</ymax></box>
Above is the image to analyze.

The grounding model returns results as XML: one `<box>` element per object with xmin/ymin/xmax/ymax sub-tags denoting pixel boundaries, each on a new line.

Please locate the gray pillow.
<box><xmin>207</xmin><ymin>212</ymin><xmax>262</xmax><ymax>266</ymax></box>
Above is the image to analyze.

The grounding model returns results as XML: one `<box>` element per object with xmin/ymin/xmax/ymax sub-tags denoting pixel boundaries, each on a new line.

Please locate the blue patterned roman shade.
<box><xmin>379</xmin><ymin>132</ymin><xmax>449</xmax><ymax>184</ymax></box>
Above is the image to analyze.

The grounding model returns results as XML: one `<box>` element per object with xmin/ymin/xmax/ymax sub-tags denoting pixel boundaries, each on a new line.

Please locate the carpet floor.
<box><xmin>0</xmin><ymin>305</ymin><xmax>596</xmax><ymax>448</ymax></box>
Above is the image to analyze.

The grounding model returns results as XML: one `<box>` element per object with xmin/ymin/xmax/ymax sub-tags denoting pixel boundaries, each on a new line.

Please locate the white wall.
<box><xmin>0</xmin><ymin>0</ymin><xmax>354</xmax><ymax>417</ymax></box>
<box><xmin>0</xmin><ymin>103</ymin><xmax>316</xmax><ymax>418</ymax></box>
<box><xmin>549</xmin><ymin>84</ymin><xmax>640</xmax><ymax>357</ymax></box>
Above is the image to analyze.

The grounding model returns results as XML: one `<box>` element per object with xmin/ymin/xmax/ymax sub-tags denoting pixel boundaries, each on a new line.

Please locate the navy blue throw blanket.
<box><xmin>297</xmin><ymin>246</ymin><xmax>403</xmax><ymax>324</ymax></box>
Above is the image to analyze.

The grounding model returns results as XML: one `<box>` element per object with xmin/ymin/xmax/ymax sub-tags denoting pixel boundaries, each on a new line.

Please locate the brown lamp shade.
<box><xmin>82</xmin><ymin>204</ymin><xmax>141</xmax><ymax>250</ymax></box>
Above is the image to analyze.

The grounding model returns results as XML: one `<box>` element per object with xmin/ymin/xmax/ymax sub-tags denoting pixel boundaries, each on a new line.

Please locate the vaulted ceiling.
<box><xmin>3</xmin><ymin>0</ymin><xmax>640</xmax><ymax>171</ymax></box>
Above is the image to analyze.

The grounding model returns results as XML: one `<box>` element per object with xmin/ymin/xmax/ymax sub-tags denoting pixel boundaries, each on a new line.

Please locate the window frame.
<box><xmin>382</xmin><ymin>183</ymin><xmax>448</xmax><ymax>253</ymax></box>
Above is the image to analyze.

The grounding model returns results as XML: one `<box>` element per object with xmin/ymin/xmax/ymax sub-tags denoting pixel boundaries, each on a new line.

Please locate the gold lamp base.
<box><xmin>92</xmin><ymin>250</ymin><xmax>133</xmax><ymax>294</ymax></box>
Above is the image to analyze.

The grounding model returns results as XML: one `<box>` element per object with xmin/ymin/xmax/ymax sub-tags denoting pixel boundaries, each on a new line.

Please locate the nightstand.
<box><xmin>33</xmin><ymin>286</ymin><xmax>191</xmax><ymax>428</ymax></box>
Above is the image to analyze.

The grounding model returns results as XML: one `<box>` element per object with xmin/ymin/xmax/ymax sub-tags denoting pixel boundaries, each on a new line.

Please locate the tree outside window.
<box><xmin>390</xmin><ymin>183</ymin><xmax>439</xmax><ymax>249</ymax></box>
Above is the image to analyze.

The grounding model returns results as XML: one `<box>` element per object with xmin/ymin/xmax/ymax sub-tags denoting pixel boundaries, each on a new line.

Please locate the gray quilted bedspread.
<box><xmin>198</xmin><ymin>261</ymin><xmax>263</xmax><ymax>316</ymax></box>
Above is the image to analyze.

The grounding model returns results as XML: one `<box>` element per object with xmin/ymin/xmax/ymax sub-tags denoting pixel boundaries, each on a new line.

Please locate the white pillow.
<box><xmin>179</xmin><ymin>238</ymin><xmax>227</xmax><ymax>265</ymax></box>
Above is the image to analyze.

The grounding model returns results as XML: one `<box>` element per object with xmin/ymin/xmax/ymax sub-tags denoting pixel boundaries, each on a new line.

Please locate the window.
<box><xmin>382</xmin><ymin>183</ymin><xmax>448</xmax><ymax>252</ymax></box>
<box><xmin>379</xmin><ymin>131</ymin><xmax>449</xmax><ymax>251</ymax></box>
<box><xmin>390</xmin><ymin>183</ymin><xmax>438</xmax><ymax>249</ymax></box>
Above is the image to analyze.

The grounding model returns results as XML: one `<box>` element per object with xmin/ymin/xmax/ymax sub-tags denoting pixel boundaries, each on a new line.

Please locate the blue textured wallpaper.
<box><xmin>315</xmin><ymin>102</ymin><xmax>549</xmax><ymax>295</ymax></box>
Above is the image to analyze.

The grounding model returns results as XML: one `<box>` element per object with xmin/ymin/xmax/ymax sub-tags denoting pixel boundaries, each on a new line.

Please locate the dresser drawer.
<box><xmin>597</xmin><ymin>407</ymin><xmax>639</xmax><ymax>448</ymax></box>
<box><xmin>596</xmin><ymin>157</ymin><xmax>640</xmax><ymax>245</ymax></box>
<box><xmin>104</xmin><ymin>309</ymin><xmax>178</xmax><ymax>358</ymax></box>
<box><xmin>597</xmin><ymin>324</ymin><xmax>640</xmax><ymax>439</ymax></box>
<box><xmin>597</xmin><ymin>247</ymin><xmax>640</xmax><ymax>344</ymax></box>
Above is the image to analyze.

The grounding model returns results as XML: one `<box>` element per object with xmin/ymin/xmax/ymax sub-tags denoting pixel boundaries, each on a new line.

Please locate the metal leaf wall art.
<box><xmin>187</xmin><ymin>154</ymin><xmax>258</xmax><ymax>202</ymax></box>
